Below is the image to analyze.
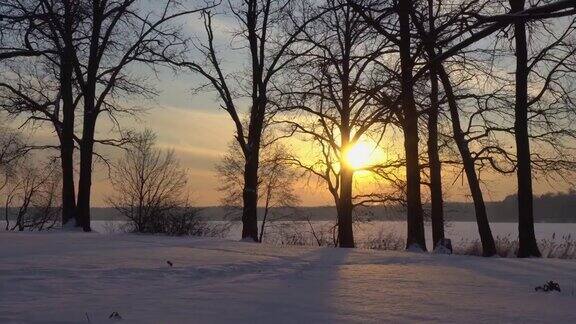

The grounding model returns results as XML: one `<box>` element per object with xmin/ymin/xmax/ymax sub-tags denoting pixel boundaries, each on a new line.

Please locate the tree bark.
<box><xmin>76</xmin><ymin>108</ymin><xmax>96</xmax><ymax>233</ymax></box>
<box><xmin>59</xmin><ymin>2</ymin><xmax>77</xmax><ymax>227</ymax></box>
<box><xmin>438</xmin><ymin>68</ymin><xmax>496</xmax><ymax>257</ymax></box>
<box><xmin>399</xmin><ymin>0</ymin><xmax>426</xmax><ymax>251</ymax></box>
<box><xmin>510</xmin><ymin>0</ymin><xmax>541</xmax><ymax>258</ymax></box>
<box><xmin>59</xmin><ymin>60</ymin><xmax>76</xmax><ymax>226</ymax></box>
<box><xmin>338</xmin><ymin>24</ymin><xmax>355</xmax><ymax>248</ymax></box>
<box><xmin>241</xmin><ymin>96</ymin><xmax>265</xmax><ymax>242</ymax></box>
<box><xmin>426</xmin><ymin>0</ymin><xmax>444</xmax><ymax>248</ymax></box>
<box><xmin>427</xmin><ymin>65</ymin><xmax>445</xmax><ymax>248</ymax></box>
<box><xmin>59</xmin><ymin>123</ymin><xmax>76</xmax><ymax>227</ymax></box>
<box><xmin>338</xmin><ymin>166</ymin><xmax>355</xmax><ymax>248</ymax></box>
<box><xmin>241</xmin><ymin>148</ymin><xmax>259</xmax><ymax>241</ymax></box>
<box><xmin>239</xmin><ymin>0</ymin><xmax>267</xmax><ymax>242</ymax></box>
<box><xmin>74</xmin><ymin>2</ymin><xmax>104</xmax><ymax>233</ymax></box>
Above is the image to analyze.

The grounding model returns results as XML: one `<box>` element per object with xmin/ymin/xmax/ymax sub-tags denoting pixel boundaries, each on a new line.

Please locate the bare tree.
<box><xmin>431</xmin><ymin>1</ymin><xmax>576</xmax><ymax>257</ymax></box>
<box><xmin>407</xmin><ymin>0</ymin><xmax>498</xmax><ymax>255</ymax></box>
<box><xmin>0</xmin><ymin>122</ymin><xmax>27</xmax><ymax>219</ymax></box>
<box><xmin>4</xmin><ymin>160</ymin><xmax>61</xmax><ymax>231</ymax></box>
<box><xmin>505</xmin><ymin>0</ymin><xmax>543</xmax><ymax>257</ymax></box>
<box><xmin>423</xmin><ymin>0</ymin><xmax>444</xmax><ymax>249</ymax></box>
<box><xmin>352</xmin><ymin>0</ymin><xmax>576</xmax><ymax>254</ymax></box>
<box><xmin>67</xmin><ymin>0</ymin><xmax>211</xmax><ymax>232</ymax></box>
<box><xmin>172</xmin><ymin>0</ymin><xmax>325</xmax><ymax>242</ymax></box>
<box><xmin>0</xmin><ymin>121</ymin><xmax>27</xmax><ymax>179</ymax></box>
<box><xmin>397</xmin><ymin>0</ymin><xmax>427</xmax><ymax>250</ymax></box>
<box><xmin>0</xmin><ymin>0</ymin><xmax>79</xmax><ymax>226</ymax></box>
<box><xmin>216</xmin><ymin>137</ymin><xmax>300</xmax><ymax>243</ymax></box>
<box><xmin>483</xmin><ymin>1</ymin><xmax>576</xmax><ymax>257</ymax></box>
<box><xmin>108</xmin><ymin>130</ymin><xmax>205</xmax><ymax>235</ymax></box>
<box><xmin>1</xmin><ymin>1</ymin><xmax>213</xmax><ymax>231</ymax></box>
<box><xmin>345</xmin><ymin>0</ymin><xmax>430</xmax><ymax>250</ymax></box>
<box><xmin>277</xmin><ymin>0</ymin><xmax>404</xmax><ymax>248</ymax></box>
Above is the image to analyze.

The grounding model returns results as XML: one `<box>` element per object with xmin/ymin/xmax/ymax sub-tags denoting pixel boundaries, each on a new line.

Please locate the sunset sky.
<box><xmin>78</xmin><ymin>70</ymin><xmax>572</xmax><ymax>207</ymax></box>
<box><xmin>13</xmin><ymin>6</ymin><xmax>573</xmax><ymax>208</ymax></box>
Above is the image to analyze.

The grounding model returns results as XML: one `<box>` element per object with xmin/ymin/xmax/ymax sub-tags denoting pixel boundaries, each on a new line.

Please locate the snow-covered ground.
<box><xmin>1</xmin><ymin>232</ymin><xmax>576</xmax><ymax>323</ymax></box>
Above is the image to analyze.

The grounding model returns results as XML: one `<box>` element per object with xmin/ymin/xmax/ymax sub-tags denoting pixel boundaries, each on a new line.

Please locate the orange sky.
<box><xmin>9</xmin><ymin>9</ymin><xmax>574</xmax><ymax>208</ymax></box>
<box><xmin>80</xmin><ymin>75</ymin><xmax>573</xmax><ymax>207</ymax></box>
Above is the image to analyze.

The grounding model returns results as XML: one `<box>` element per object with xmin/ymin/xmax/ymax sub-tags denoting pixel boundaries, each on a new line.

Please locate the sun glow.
<box><xmin>345</xmin><ymin>142</ymin><xmax>374</xmax><ymax>170</ymax></box>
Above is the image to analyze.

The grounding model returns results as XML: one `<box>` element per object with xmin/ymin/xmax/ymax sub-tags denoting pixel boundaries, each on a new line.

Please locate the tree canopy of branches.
<box><xmin>176</xmin><ymin>0</ymin><xmax>323</xmax><ymax>241</ymax></box>
<box><xmin>3</xmin><ymin>160</ymin><xmax>61</xmax><ymax>232</ymax></box>
<box><xmin>348</xmin><ymin>0</ymin><xmax>576</xmax><ymax>255</ymax></box>
<box><xmin>2</xmin><ymin>0</ymin><xmax>576</xmax><ymax>258</ymax></box>
<box><xmin>0</xmin><ymin>121</ymin><xmax>27</xmax><ymax>183</ymax></box>
<box><xmin>216</xmin><ymin>137</ymin><xmax>300</xmax><ymax>243</ymax></box>
<box><xmin>108</xmin><ymin>130</ymin><xmax>204</xmax><ymax>235</ymax></box>
<box><xmin>276</xmin><ymin>0</ymin><xmax>404</xmax><ymax>247</ymax></box>
<box><xmin>0</xmin><ymin>0</ymin><xmax>210</xmax><ymax>231</ymax></box>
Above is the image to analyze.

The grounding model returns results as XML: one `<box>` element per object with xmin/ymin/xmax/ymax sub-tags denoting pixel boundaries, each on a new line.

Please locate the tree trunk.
<box><xmin>399</xmin><ymin>0</ymin><xmax>426</xmax><ymax>251</ymax></box>
<box><xmin>241</xmin><ymin>0</ymin><xmax>265</xmax><ymax>242</ymax></box>
<box><xmin>510</xmin><ymin>0</ymin><xmax>541</xmax><ymax>258</ymax></box>
<box><xmin>59</xmin><ymin>80</ymin><xmax>76</xmax><ymax>227</ymax></box>
<box><xmin>76</xmin><ymin>111</ymin><xmax>96</xmax><ymax>232</ymax></box>
<box><xmin>258</xmin><ymin>192</ymin><xmax>270</xmax><ymax>243</ymax></box>
<box><xmin>73</xmin><ymin>1</ymin><xmax>103</xmax><ymax>233</ymax></box>
<box><xmin>59</xmin><ymin>1</ymin><xmax>77</xmax><ymax>227</ymax></box>
<box><xmin>59</xmin><ymin>63</ymin><xmax>76</xmax><ymax>227</ymax></box>
<box><xmin>241</xmin><ymin>140</ymin><xmax>260</xmax><ymax>242</ymax></box>
<box><xmin>426</xmin><ymin>0</ymin><xmax>444</xmax><ymax>250</ymax></box>
<box><xmin>438</xmin><ymin>69</ymin><xmax>497</xmax><ymax>257</ymax></box>
<box><xmin>427</xmin><ymin>66</ymin><xmax>444</xmax><ymax>249</ymax></box>
<box><xmin>338</xmin><ymin>26</ymin><xmax>355</xmax><ymax>248</ymax></box>
<box><xmin>60</xmin><ymin>139</ymin><xmax>76</xmax><ymax>226</ymax></box>
<box><xmin>338</xmin><ymin>166</ymin><xmax>355</xmax><ymax>248</ymax></box>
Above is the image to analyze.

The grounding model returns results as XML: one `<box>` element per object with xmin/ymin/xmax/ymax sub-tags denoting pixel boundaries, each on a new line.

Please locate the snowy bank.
<box><xmin>1</xmin><ymin>232</ymin><xmax>575</xmax><ymax>323</ymax></box>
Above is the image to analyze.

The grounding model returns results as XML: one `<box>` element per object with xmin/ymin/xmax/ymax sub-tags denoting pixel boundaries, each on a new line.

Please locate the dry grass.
<box><xmin>358</xmin><ymin>229</ymin><xmax>576</xmax><ymax>259</ymax></box>
<box><xmin>361</xmin><ymin>228</ymin><xmax>405</xmax><ymax>251</ymax></box>
<box><xmin>452</xmin><ymin>233</ymin><xmax>576</xmax><ymax>258</ymax></box>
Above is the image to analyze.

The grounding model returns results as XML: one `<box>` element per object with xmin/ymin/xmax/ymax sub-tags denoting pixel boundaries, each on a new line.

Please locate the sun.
<box><xmin>344</xmin><ymin>142</ymin><xmax>373</xmax><ymax>170</ymax></box>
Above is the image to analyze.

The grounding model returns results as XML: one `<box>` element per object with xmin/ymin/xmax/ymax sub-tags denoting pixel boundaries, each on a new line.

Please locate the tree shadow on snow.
<box><xmin>240</xmin><ymin>247</ymin><xmax>352</xmax><ymax>323</ymax></box>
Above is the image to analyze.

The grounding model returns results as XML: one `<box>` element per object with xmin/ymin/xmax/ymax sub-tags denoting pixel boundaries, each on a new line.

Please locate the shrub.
<box><xmin>108</xmin><ymin>130</ymin><xmax>227</xmax><ymax>237</ymax></box>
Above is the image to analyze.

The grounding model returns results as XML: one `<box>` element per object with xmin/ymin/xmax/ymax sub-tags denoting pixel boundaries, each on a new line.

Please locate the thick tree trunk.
<box><xmin>59</xmin><ymin>62</ymin><xmax>76</xmax><ymax>226</ymax></box>
<box><xmin>338</xmin><ymin>166</ymin><xmax>355</xmax><ymax>248</ymax></box>
<box><xmin>241</xmin><ymin>89</ymin><xmax>265</xmax><ymax>242</ymax></box>
<box><xmin>59</xmin><ymin>1</ymin><xmax>77</xmax><ymax>227</ymax></box>
<box><xmin>399</xmin><ymin>0</ymin><xmax>426</xmax><ymax>251</ymax></box>
<box><xmin>76</xmin><ymin>111</ymin><xmax>96</xmax><ymax>232</ymax></box>
<box><xmin>427</xmin><ymin>66</ymin><xmax>445</xmax><ymax>249</ymax></box>
<box><xmin>438</xmin><ymin>69</ymin><xmax>497</xmax><ymax>257</ymax></box>
<box><xmin>510</xmin><ymin>0</ymin><xmax>541</xmax><ymax>258</ymax></box>
<box><xmin>60</xmin><ymin>139</ymin><xmax>76</xmax><ymax>226</ymax></box>
<box><xmin>426</xmin><ymin>0</ymin><xmax>444</xmax><ymax>249</ymax></box>
<box><xmin>241</xmin><ymin>0</ymin><xmax>265</xmax><ymax>242</ymax></box>
<box><xmin>73</xmin><ymin>1</ymin><xmax>103</xmax><ymax>234</ymax></box>
<box><xmin>241</xmin><ymin>148</ymin><xmax>259</xmax><ymax>241</ymax></box>
<box><xmin>338</xmin><ymin>31</ymin><xmax>354</xmax><ymax>248</ymax></box>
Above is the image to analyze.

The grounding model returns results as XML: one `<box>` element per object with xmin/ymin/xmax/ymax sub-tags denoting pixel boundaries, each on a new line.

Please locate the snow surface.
<box><xmin>1</xmin><ymin>232</ymin><xmax>576</xmax><ymax>323</ymax></box>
